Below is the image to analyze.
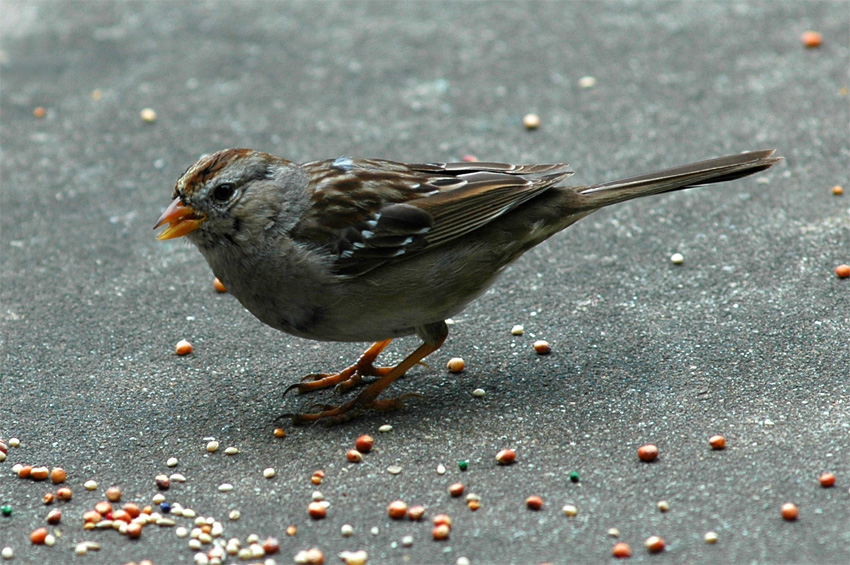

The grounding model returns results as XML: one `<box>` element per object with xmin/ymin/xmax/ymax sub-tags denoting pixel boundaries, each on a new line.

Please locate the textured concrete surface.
<box><xmin>1</xmin><ymin>1</ymin><xmax>848</xmax><ymax>564</ymax></box>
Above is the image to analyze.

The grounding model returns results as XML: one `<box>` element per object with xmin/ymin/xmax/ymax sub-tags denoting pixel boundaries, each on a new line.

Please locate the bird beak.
<box><xmin>154</xmin><ymin>197</ymin><xmax>206</xmax><ymax>240</ymax></box>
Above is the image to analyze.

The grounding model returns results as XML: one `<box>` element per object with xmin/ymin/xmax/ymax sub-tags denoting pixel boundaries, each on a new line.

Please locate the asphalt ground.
<box><xmin>1</xmin><ymin>1</ymin><xmax>848</xmax><ymax>564</ymax></box>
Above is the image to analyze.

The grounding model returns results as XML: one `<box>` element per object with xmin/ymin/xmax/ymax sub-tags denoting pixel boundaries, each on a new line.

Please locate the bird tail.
<box><xmin>577</xmin><ymin>149</ymin><xmax>782</xmax><ymax>209</ymax></box>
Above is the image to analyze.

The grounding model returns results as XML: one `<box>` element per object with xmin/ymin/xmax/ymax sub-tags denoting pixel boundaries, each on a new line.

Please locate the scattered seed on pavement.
<box><xmin>638</xmin><ymin>444</ymin><xmax>659</xmax><ymax>462</ymax></box>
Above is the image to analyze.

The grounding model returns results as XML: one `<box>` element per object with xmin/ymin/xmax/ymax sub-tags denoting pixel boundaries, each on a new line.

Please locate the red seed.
<box><xmin>612</xmin><ymin>542</ymin><xmax>632</xmax><ymax>558</ymax></box>
<box><xmin>30</xmin><ymin>527</ymin><xmax>48</xmax><ymax>544</ymax></box>
<box><xmin>495</xmin><ymin>448</ymin><xmax>516</xmax><ymax>465</ymax></box>
<box><xmin>836</xmin><ymin>265</ymin><xmax>850</xmax><ymax>279</ymax></box>
<box><xmin>155</xmin><ymin>474</ymin><xmax>170</xmax><ymax>490</ymax></box>
<box><xmin>801</xmin><ymin>30</ymin><xmax>823</xmax><ymax>48</ymax></box>
<box><xmin>308</xmin><ymin>501</ymin><xmax>326</xmax><ymax>519</ymax></box>
<box><xmin>533</xmin><ymin>340</ymin><xmax>551</xmax><ymax>354</ymax></box>
<box><xmin>638</xmin><ymin>444</ymin><xmax>659</xmax><ymax>462</ymax></box>
<box><xmin>449</xmin><ymin>483</ymin><xmax>465</xmax><ymax>497</ymax></box>
<box><xmin>123</xmin><ymin>503</ymin><xmax>141</xmax><ymax>518</ymax></box>
<box><xmin>56</xmin><ymin>487</ymin><xmax>72</xmax><ymax>501</ymax></box>
<box><xmin>94</xmin><ymin>501</ymin><xmax>112</xmax><ymax>515</ymax></box>
<box><xmin>50</xmin><ymin>467</ymin><xmax>67</xmax><ymax>484</ymax></box>
<box><xmin>355</xmin><ymin>435</ymin><xmax>374</xmax><ymax>453</ymax></box>
<box><xmin>432</xmin><ymin>514</ymin><xmax>452</xmax><ymax>528</ymax></box>
<box><xmin>407</xmin><ymin>505</ymin><xmax>425</xmax><ymax>521</ymax></box>
<box><xmin>42</xmin><ymin>492</ymin><xmax>54</xmax><ymax>505</ymax></box>
<box><xmin>18</xmin><ymin>465</ymin><xmax>33</xmax><ymax>479</ymax></box>
<box><xmin>126</xmin><ymin>521</ymin><xmax>142</xmax><ymax>539</ymax></box>
<box><xmin>83</xmin><ymin>510</ymin><xmax>102</xmax><ymax>524</ymax></box>
<box><xmin>709</xmin><ymin>435</ymin><xmax>726</xmax><ymax>450</ymax></box>
<box><xmin>346</xmin><ymin>449</ymin><xmax>362</xmax><ymax>463</ymax></box>
<box><xmin>781</xmin><ymin>502</ymin><xmax>799</xmax><ymax>521</ymax></box>
<box><xmin>273</xmin><ymin>427</ymin><xmax>286</xmax><ymax>438</ymax></box>
<box><xmin>387</xmin><ymin>500</ymin><xmax>408</xmax><ymax>520</ymax></box>
<box><xmin>175</xmin><ymin>339</ymin><xmax>193</xmax><ymax>355</ymax></box>
<box><xmin>525</xmin><ymin>495</ymin><xmax>543</xmax><ymax>510</ymax></box>
<box><xmin>262</xmin><ymin>537</ymin><xmax>280</xmax><ymax>554</ymax></box>
<box><xmin>645</xmin><ymin>535</ymin><xmax>665</xmax><ymax>553</ymax></box>
<box><xmin>112</xmin><ymin>509</ymin><xmax>132</xmax><ymax>523</ymax></box>
<box><xmin>468</xmin><ymin>499</ymin><xmax>481</xmax><ymax>511</ymax></box>
<box><xmin>46</xmin><ymin>509</ymin><xmax>62</xmax><ymax>525</ymax></box>
<box><xmin>33</xmin><ymin>106</ymin><xmax>46</xmax><ymax>118</ymax></box>
<box><xmin>432</xmin><ymin>524</ymin><xmax>451</xmax><ymax>540</ymax></box>
<box><xmin>106</xmin><ymin>486</ymin><xmax>122</xmax><ymax>502</ymax></box>
<box><xmin>819</xmin><ymin>473</ymin><xmax>836</xmax><ymax>488</ymax></box>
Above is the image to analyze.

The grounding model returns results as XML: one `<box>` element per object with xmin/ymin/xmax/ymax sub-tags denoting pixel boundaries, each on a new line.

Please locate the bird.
<box><xmin>155</xmin><ymin>148</ymin><xmax>781</xmax><ymax>423</ymax></box>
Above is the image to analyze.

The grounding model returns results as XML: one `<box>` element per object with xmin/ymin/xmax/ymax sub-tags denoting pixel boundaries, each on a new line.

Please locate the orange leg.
<box><xmin>289</xmin><ymin>322</ymin><xmax>449</xmax><ymax>424</ymax></box>
<box><xmin>284</xmin><ymin>339</ymin><xmax>393</xmax><ymax>395</ymax></box>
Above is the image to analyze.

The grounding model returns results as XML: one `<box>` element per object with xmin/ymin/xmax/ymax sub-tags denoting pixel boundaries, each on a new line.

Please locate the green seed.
<box><xmin>569</xmin><ymin>471</ymin><xmax>579</xmax><ymax>483</ymax></box>
<box><xmin>458</xmin><ymin>460</ymin><xmax>469</xmax><ymax>471</ymax></box>
<box><xmin>1</xmin><ymin>505</ymin><xmax>11</xmax><ymax>517</ymax></box>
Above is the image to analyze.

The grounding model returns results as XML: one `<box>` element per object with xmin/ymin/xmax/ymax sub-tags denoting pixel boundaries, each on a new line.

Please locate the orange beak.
<box><xmin>154</xmin><ymin>197</ymin><xmax>206</xmax><ymax>240</ymax></box>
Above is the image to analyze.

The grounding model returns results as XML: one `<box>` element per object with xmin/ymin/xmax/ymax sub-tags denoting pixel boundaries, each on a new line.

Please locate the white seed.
<box><xmin>578</xmin><ymin>76</ymin><xmax>597</xmax><ymax>88</ymax></box>
<box><xmin>229</xmin><ymin>510</ymin><xmax>241</xmax><ymax>520</ymax></box>
<box><xmin>44</xmin><ymin>534</ymin><xmax>56</xmax><ymax>547</ymax></box>
<box><xmin>218</xmin><ymin>483</ymin><xmax>233</xmax><ymax>492</ymax></box>
<box><xmin>1</xmin><ymin>547</ymin><xmax>13</xmax><ymax>560</ymax></box>
<box><xmin>704</xmin><ymin>531</ymin><xmax>719</xmax><ymax>544</ymax></box>
<box><xmin>84</xmin><ymin>480</ymin><xmax>98</xmax><ymax>490</ymax></box>
<box><xmin>157</xmin><ymin>518</ymin><xmax>176</xmax><ymax>527</ymax></box>
<box><xmin>523</xmin><ymin>113</ymin><xmax>541</xmax><ymax>129</ymax></box>
<box><xmin>75</xmin><ymin>543</ymin><xmax>88</xmax><ymax>555</ymax></box>
<box><xmin>472</xmin><ymin>388</ymin><xmax>486</xmax><ymax>397</ymax></box>
<box><xmin>0</xmin><ymin>452</ymin><xmax>5</xmax><ymax>462</ymax></box>
<box><xmin>457</xmin><ymin>558</ymin><xmax>471</xmax><ymax>565</ymax></box>
<box><xmin>167</xmin><ymin>457</ymin><xmax>178</xmax><ymax>467</ymax></box>
<box><xmin>370</xmin><ymin>526</ymin><xmax>379</xmax><ymax>535</ymax></box>
<box><xmin>387</xmin><ymin>465</ymin><xmax>403</xmax><ymax>475</ymax></box>
<box><xmin>341</xmin><ymin>524</ymin><xmax>354</xmax><ymax>537</ymax></box>
<box><xmin>339</xmin><ymin>549</ymin><xmax>368</xmax><ymax>565</ymax></box>
<box><xmin>206</xmin><ymin>441</ymin><xmax>220</xmax><ymax>452</ymax></box>
<box><xmin>192</xmin><ymin>551</ymin><xmax>208</xmax><ymax>564</ymax></box>
<box><xmin>246</xmin><ymin>534</ymin><xmax>259</xmax><ymax>544</ymax></box>
<box><xmin>182</xmin><ymin>508</ymin><xmax>196</xmax><ymax>518</ymax></box>
<box><xmin>211</xmin><ymin>521</ymin><xmax>223</xmax><ymax>537</ymax></box>
<box><xmin>378</xmin><ymin>424</ymin><xmax>392</xmax><ymax>433</ymax></box>
<box><xmin>11</xmin><ymin>464</ymin><xmax>22</xmax><ymax>474</ymax></box>
<box><xmin>608</xmin><ymin>528</ymin><xmax>620</xmax><ymax>538</ymax></box>
<box><xmin>198</xmin><ymin>533</ymin><xmax>212</xmax><ymax>544</ymax></box>
<box><xmin>670</xmin><ymin>252</ymin><xmax>684</xmax><ymax>265</ymax></box>
<box><xmin>153</xmin><ymin>493</ymin><xmax>166</xmax><ymax>504</ymax></box>
<box><xmin>402</xmin><ymin>535</ymin><xmax>414</xmax><ymax>547</ymax></box>
<box><xmin>140</xmin><ymin>108</ymin><xmax>157</xmax><ymax>122</ymax></box>
<box><xmin>436</xmin><ymin>463</ymin><xmax>446</xmax><ymax>475</ymax></box>
<box><xmin>224</xmin><ymin>447</ymin><xmax>239</xmax><ymax>455</ymax></box>
<box><xmin>263</xmin><ymin>468</ymin><xmax>276</xmax><ymax>479</ymax></box>
<box><xmin>170</xmin><ymin>473</ymin><xmax>187</xmax><ymax>482</ymax></box>
<box><xmin>175</xmin><ymin>527</ymin><xmax>189</xmax><ymax>538</ymax></box>
<box><xmin>510</xmin><ymin>324</ymin><xmax>524</xmax><ymax>335</ymax></box>
<box><xmin>8</xmin><ymin>439</ymin><xmax>19</xmax><ymax>448</ymax></box>
<box><xmin>562</xmin><ymin>504</ymin><xmax>578</xmax><ymax>517</ymax></box>
<box><xmin>312</xmin><ymin>491</ymin><xmax>324</xmax><ymax>501</ymax></box>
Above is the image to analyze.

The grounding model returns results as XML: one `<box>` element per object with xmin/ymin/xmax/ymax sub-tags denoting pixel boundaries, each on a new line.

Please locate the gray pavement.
<box><xmin>1</xmin><ymin>1</ymin><xmax>848</xmax><ymax>564</ymax></box>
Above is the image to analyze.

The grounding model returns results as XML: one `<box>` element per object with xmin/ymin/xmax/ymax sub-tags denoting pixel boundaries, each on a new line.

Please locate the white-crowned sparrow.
<box><xmin>155</xmin><ymin>148</ymin><xmax>780</xmax><ymax>423</ymax></box>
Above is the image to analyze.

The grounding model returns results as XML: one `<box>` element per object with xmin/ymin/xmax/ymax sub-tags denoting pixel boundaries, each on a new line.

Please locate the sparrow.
<box><xmin>155</xmin><ymin>148</ymin><xmax>781</xmax><ymax>423</ymax></box>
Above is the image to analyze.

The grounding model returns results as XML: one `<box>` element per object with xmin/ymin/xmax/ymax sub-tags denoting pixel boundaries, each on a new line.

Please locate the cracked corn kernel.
<box><xmin>832</xmin><ymin>185</ymin><xmax>843</xmax><ymax>196</ymax></box>
<box><xmin>213</xmin><ymin>277</ymin><xmax>227</xmax><ymax>292</ymax></box>
<box><xmin>644</xmin><ymin>536</ymin><xmax>665</xmax><ymax>553</ymax></box>
<box><xmin>175</xmin><ymin>339</ymin><xmax>193</xmax><ymax>356</ymax></box>
<box><xmin>709</xmin><ymin>435</ymin><xmax>726</xmax><ymax>450</ymax></box>
<box><xmin>447</xmin><ymin>357</ymin><xmax>465</xmax><ymax>373</ymax></box>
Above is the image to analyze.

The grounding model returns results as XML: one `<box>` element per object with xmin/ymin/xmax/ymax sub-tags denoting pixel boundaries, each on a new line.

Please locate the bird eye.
<box><xmin>212</xmin><ymin>183</ymin><xmax>236</xmax><ymax>202</ymax></box>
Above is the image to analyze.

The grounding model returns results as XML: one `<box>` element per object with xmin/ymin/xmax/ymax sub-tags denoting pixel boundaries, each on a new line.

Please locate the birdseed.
<box><xmin>263</xmin><ymin>468</ymin><xmax>276</xmax><ymax>478</ymax></box>
<box><xmin>670</xmin><ymin>252</ymin><xmax>684</xmax><ymax>264</ymax></box>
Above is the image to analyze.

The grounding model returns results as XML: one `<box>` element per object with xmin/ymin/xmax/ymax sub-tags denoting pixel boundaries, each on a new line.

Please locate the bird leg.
<box><xmin>284</xmin><ymin>339</ymin><xmax>393</xmax><ymax>395</ymax></box>
<box><xmin>289</xmin><ymin>322</ymin><xmax>448</xmax><ymax>424</ymax></box>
